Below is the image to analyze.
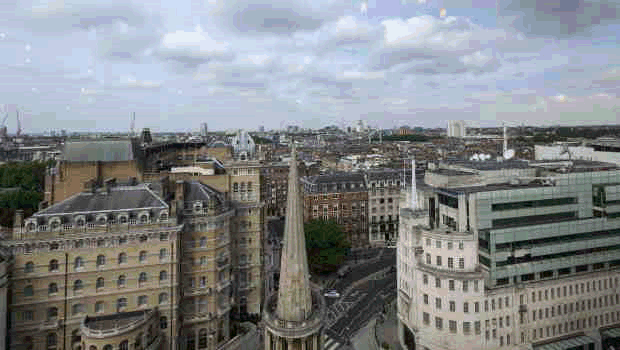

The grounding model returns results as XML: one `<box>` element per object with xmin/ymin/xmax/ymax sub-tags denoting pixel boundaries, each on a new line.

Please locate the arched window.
<box><xmin>74</xmin><ymin>257</ymin><xmax>84</xmax><ymax>270</ymax></box>
<box><xmin>117</xmin><ymin>275</ymin><xmax>126</xmax><ymax>288</ymax></box>
<box><xmin>73</xmin><ymin>280</ymin><xmax>83</xmax><ymax>292</ymax></box>
<box><xmin>138</xmin><ymin>295</ymin><xmax>148</xmax><ymax>306</ymax></box>
<box><xmin>89</xmin><ymin>346</ymin><xmax>97</xmax><ymax>350</ymax></box>
<box><xmin>95</xmin><ymin>302</ymin><xmax>104</xmax><ymax>313</ymax></box>
<box><xmin>119</xmin><ymin>215</ymin><xmax>128</xmax><ymax>224</ymax></box>
<box><xmin>118</xmin><ymin>253</ymin><xmax>127</xmax><ymax>264</ymax></box>
<box><xmin>98</xmin><ymin>216</ymin><xmax>106</xmax><ymax>225</ymax></box>
<box><xmin>186</xmin><ymin>333</ymin><xmax>195</xmax><ymax>350</ymax></box>
<box><xmin>24</xmin><ymin>262</ymin><xmax>34</xmax><ymax>273</ymax></box>
<box><xmin>134</xmin><ymin>335</ymin><xmax>142</xmax><ymax>350</ymax></box>
<box><xmin>247</xmin><ymin>182</ymin><xmax>253</xmax><ymax>192</ymax></box>
<box><xmin>117</xmin><ymin>298</ymin><xmax>127</xmax><ymax>311</ymax></box>
<box><xmin>47</xmin><ymin>333</ymin><xmax>57</xmax><ymax>350</ymax></box>
<box><xmin>50</xmin><ymin>243</ymin><xmax>59</xmax><ymax>251</ymax></box>
<box><xmin>96</xmin><ymin>255</ymin><xmax>106</xmax><ymax>267</ymax></box>
<box><xmin>140</xmin><ymin>214</ymin><xmax>148</xmax><ymax>223</ymax></box>
<box><xmin>199</xmin><ymin>329</ymin><xmax>208</xmax><ymax>349</ymax></box>
<box><xmin>139</xmin><ymin>251</ymin><xmax>147</xmax><ymax>263</ymax></box>
<box><xmin>200</xmin><ymin>237</ymin><xmax>207</xmax><ymax>247</ymax></box>
<box><xmin>160</xmin><ymin>213</ymin><xmax>168</xmax><ymax>221</ymax></box>
<box><xmin>160</xmin><ymin>316</ymin><xmax>168</xmax><ymax>329</ymax></box>
<box><xmin>139</xmin><ymin>272</ymin><xmax>148</xmax><ymax>285</ymax></box>
<box><xmin>200</xmin><ymin>256</ymin><xmax>207</xmax><ymax>266</ymax></box>
<box><xmin>103</xmin><ymin>345</ymin><xmax>113</xmax><ymax>350</ymax></box>
<box><xmin>47</xmin><ymin>307</ymin><xmax>58</xmax><ymax>320</ymax></box>
<box><xmin>119</xmin><ymin>341</ymin><xmax>128</xmax><ymax>350</ymax></box>
<box><xmin>72</xmin><ymin>303</ymin><xmax>84</xmax><ymax>315</ymax></box>
<box><xmin>96</xmin><ymin>277</ymin><xmax>105</xmax><ymax>289</ymax></box>
<box><xmin>48</xmin><ymin>283</ymin><xmax>58</xmax><ymax>295</ymax></box>
<box><xmin>27</xmin><ymin>222</ymin><xmax>36</xmax><ymax>231</ymax></box>
<box><xmin>159</xmin><ymin>248</ymin><xmax>168</xmax><ymax>261</ymax></box>
<box><xmin>49</xmin><ymin>259</ymin><xmax>59</xmax><ymax>272</ymax></box>
<box><xmin>75</xmin><ymin>218</ymin><xmax>85</xmax><ymax>227</ymax></box>
<box><xmin>233</xmin><ymin>183</ymin><xmax>238</xmax><ymax>192</ymax></box>
<box><xmin>159</xmin><ymin>292</ymin><xmax>168</xmax><ymax>304</ymax></box>
<box><xmin>24</xmin><ymin>285</ymin><xmax>34</xmax><ymax>297</ymax></box>
<box><xmin>240</xmin><ymin>182</ymin><xmax>246</xmax><ymax>192</ymax></box>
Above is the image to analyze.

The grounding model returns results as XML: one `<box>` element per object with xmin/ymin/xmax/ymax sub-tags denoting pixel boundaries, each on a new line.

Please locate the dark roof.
<box><xmin>34</xmin><ymin>184</ymin><xmax>167</xmax><ymax>216</ymax></box>
<box><xmin>431</xmin><ymin>169</ymin><xmax>476</xmax><ymax>176</ymax></box>
<box><xmin>365</xmin><ymin>169</ymin><xmax>401</xmax><ymax>180</ymax></box>
<box><xmin>304</xmin><ymin>172</ymin><xmax>366</xmax><ymax>185</ymax></box>
<box><xmin>445</xmin><ymin>159</ymin><xmax>530</xmax><ymax>171</ymax></box>
<box><xmin>438</xmin><ymin>182</ymin><xmax>547</xmax><ymax>195</ymax></box>
<box><xmin>64</xmin><ymin>140</ymin><xmax>134</xmax><ymax>162</ymax></box>
<box><xmin>184</xmin><ymin>181</ymin><xmax>225</xmax><ymax>205</ymax></box>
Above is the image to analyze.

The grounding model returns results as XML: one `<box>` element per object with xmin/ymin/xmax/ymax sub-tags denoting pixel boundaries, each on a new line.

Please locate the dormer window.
<box><xmin>119</xmin><ymin>215</ymin><xmax>128</xmax><ymax>224</ymax></box>
<box><xmin>97</xmin><ymin>216</ymin><xmax>106</xmax><ymax>225</ymax></box>
<box><xmin>50</xmin><ymin>219</ymin><xmax>60</xmax><ymax>231</ymax></box>
<box><xmin>27</xmin><ymin>222</ymin><xmax>36</xmax><ymax>232</ymax></box>
<box><xmin>160</xmin><ymin>212</ymin><xmax>168</xmax><ymax>222</ymax></box>
<box><xmin>139</xmin><ymin>214</ymin><xmax>148</xmax><ymax>223</ymax></box>
<box><xmin>193</xmin><ymin>202</ymin><xmax>202</xmax><ymax>212</ymax></box>
<box><xmin>75</xmin><ymin>217</ymin><xmax>85</xmax><ymax>227</ymax></box>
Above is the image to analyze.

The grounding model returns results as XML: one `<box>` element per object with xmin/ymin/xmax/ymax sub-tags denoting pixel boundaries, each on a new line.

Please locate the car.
<box><xmin>324</xmin><ymin>290</ymin><xmax>340</xmax><ymax>298</ymax></box>
<box><xmin>337</xmin><ymin>265</ymin><xmax>351</xmax><ymax>278</ymax></box>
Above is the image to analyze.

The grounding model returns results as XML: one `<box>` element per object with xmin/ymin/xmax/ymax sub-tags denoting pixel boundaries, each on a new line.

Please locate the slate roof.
<box><xmin>183</xmin><ymin>181</ymin><xmax>226</xmax><ymax>205</ymax></box>
<box><xmin>34</xmin><ymin>184</ymin><xmax>166</xmax><ymax>216</ymax></box>
<box><xmin>63</xmin><ymin>140</ymin><xmax>134</xmax><ymax>162</ymax></box>
<box><xmin>445</xmin><ymin>159</ymin><xmax>531</xmax><ymax>171</ymax></box>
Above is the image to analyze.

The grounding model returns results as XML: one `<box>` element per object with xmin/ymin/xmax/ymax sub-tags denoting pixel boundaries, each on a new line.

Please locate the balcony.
<box><xmin>238</xmin><ymin>281</ymin><xmax>255</xmax><ymax>291</ymax></box>
<box><xmin>217</xmin><ymin>258</ymin><xmax>230</xmax><ymax>269</ymax></box>
<box><xmin>519</xmin><ymin>304</ymin><xmax>527</xmax><ymax>313</ymax></box>
<box><xmin>81</xmin><ymin>309</ymin><xmax>155</xmax><ymax>339</ymax></box>
<box><xmin>217</xmin><ymin>280</ymin><xmax>231</xmax><ymax>292</ymax></box>
<box><xmin>40</xmin><ymin>319</ymin><xmax>60</xmax><ymax>331</ymax></box>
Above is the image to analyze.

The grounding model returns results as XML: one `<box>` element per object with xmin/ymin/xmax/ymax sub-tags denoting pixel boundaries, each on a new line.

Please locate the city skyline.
<box><xmin>0</xmin><ymin>0</ymin><xmax>618</xmax><ymax>133</ymax></box>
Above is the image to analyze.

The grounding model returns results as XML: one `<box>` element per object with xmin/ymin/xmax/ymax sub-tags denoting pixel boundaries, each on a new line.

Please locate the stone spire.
<box><xmin>276</xmin><ymin>144</ymin><xmax>313</xmax><ymax>322</ymax></box>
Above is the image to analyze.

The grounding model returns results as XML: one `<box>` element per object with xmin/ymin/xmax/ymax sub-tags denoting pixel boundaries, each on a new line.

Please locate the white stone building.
<box><xmin>398</xmin><ymin>158</ymin><xmax>620</xmax><ymax>350</ymax></box>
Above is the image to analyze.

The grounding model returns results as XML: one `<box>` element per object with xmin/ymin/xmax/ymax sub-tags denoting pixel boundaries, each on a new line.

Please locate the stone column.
<box><xmin>265</xmin><ymin>332</ymin><xmax>271</xmax><ymax>350</ymax></box>
<box><xmin>275</xmin><ymin>337</ymin><xmax>282</xmax><ymax>350</ymax></box>
<box><xmin>301</xmin><ymin>338</ymin><xmax>306</xmax><ymax>350</ymax></box>
<box><xmin>314</xmin><ymin>334</ymin><xmax>319</xmax><ymax>350</ymax></box>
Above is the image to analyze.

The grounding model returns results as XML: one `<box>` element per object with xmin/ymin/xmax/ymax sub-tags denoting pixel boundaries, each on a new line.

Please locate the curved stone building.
<box><xmin>263</xmin><ymin>146</ymin><xmax>325</xmax><ymax>350</ymax></box>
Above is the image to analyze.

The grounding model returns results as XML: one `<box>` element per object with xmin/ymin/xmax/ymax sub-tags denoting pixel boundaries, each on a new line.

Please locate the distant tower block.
<box><xmin>201</xmin><ymin>123</ymin><xmax>208</xmax><ymax>137</ymax></box>
<box><xmin>447</xmin><ymin>120</ymin><xmax>466</xmax><ymax>138</ymax></box>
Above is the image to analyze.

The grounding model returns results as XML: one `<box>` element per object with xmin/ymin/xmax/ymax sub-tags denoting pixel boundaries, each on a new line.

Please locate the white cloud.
<box><xmin>157</xmin><ymin>28</ymin><xmax>234</xmax><ymax>68</ymax></box>
<box><xmin>118</xmin><ymin>75</ymin><xmax>162</xmax><ymax>89</ymax></box>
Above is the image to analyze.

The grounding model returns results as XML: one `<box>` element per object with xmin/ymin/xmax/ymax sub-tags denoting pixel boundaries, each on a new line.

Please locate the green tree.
<box><xmin>304</xmin><ymin>219</ymin><xmax>351</xmax><ymax>275</ymax></box>
<box><xmin>0</xmin><ymin>160</ymin><xmax>51</xmax><ymax>228</ymax></box>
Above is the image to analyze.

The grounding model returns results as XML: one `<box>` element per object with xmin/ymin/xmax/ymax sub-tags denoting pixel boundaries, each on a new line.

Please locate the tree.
<box><xmin>0</xmin><ymin>160</ymin><xmax>51</xmax><ymax>228</ymax></box>
<box><xmin>304</xmin><ymin>219</ymin><xmax>351</xmax><ymax>275</ymax></box>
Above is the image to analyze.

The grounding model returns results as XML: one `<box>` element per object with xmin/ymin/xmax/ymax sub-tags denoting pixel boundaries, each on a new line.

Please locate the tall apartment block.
<box><xmin>398</xmin><ymin>159</ymin><xmax>620</xmax><ymax>350</ymax></box>
<box><xmin>365</xmin><ymin>169</ymin><xmax>401</xmax><ymax>246</ymax></box>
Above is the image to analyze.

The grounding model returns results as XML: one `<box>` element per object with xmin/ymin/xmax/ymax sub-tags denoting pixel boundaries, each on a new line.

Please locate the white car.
<box><xmin>324</xmin><ymin>290</ymin><xmax>340</xmax><ymax>298</ymax></box>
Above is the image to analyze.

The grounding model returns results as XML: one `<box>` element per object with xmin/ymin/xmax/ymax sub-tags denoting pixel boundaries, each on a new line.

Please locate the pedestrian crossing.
<box><xmin>325</xmin><ymin>290</ymin><xmax>367</xmax><ymax>328</ymax></box>
<box><xmin>323</xmin><ymin>333</ymin><xmax>344</xmax><ymax>350</ymax></box>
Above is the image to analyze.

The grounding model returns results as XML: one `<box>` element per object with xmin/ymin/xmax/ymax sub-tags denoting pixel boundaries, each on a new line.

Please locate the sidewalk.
<box><xmin>351</xmin><ymin>317</ymin><xmax>378</xmax><ymax>350</ymax></box>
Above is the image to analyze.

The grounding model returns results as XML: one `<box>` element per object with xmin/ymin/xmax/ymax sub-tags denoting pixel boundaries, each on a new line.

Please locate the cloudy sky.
<box><xmin>0</xmin><ymin>0</ymin><xmax>618</xmax><ymax>133</ymax></box>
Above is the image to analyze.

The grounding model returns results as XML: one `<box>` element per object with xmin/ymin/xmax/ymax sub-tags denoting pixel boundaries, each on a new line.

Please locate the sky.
<box><xmin>0</xmin><ymin>0</ymin><xmax>618</xmax><ymax>133</ymax></box>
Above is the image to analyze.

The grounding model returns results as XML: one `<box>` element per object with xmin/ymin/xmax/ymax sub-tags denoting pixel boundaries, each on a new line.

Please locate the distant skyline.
<box><xmin>0</xmin><ymin>0</ymin><xmax>618</xmax><ymax>134</ymax></box>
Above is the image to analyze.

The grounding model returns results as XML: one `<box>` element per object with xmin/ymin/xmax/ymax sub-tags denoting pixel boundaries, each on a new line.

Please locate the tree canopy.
<box><xmin>304</xmin><ymin>219</ymin><xmax>351</xmax><ymax>275</ymax></box>
<box><xmin>0</xmin><ymin>161</ymin><xmax>52</xmax><ymax>228</ymax></box>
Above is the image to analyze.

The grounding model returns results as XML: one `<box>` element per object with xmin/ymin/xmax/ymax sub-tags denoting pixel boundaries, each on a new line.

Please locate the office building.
<box><xmin>398</xmin><ymin>159</ymin><xmax>620</xmax><ymax>350</ymax></box>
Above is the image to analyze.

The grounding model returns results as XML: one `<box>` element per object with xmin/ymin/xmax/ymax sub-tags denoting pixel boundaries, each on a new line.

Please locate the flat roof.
<box><xmin>444</xmin><ymin>159</ymin><xmax>531</xmax><ymax>171</ymax></box>
<box><xmin>430</xmin><ymin>169</ymin><xmax>476</xmax><ymax>176</ymax></box>
<box><xmin>439</xmin><ymin>182</ymin><xmax>547</xmax><ymax>195</ymax></box>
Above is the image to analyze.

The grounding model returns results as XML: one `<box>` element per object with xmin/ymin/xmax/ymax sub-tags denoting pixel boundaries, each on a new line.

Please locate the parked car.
<box><xmin>324</xmin><ymin>290</ymin><xmax>340</xmax><ymax>298</ymax></box>
<box><xmin>337</xmin><ymin>265</ymin><xmax>351</xmax><ymax>278</ymax></box>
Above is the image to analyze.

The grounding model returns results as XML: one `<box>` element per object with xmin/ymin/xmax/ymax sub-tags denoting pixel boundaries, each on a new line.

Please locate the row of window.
<box><xmin>529</xmin><ymin>294</ymin><xmax>619</xmax><ymax>322</ymax></box>
<box><xmin>525</xmin><ymin>277</ymin><xmax>619</xmax><ymax>304</ymax></box>
<box><xmin>22</xmin><ymin>271</ymin><xmax>169</xmax><ymax>297</ymax></box>
<box><xmin>425</xmin><ymin>239</ymin><xmax>465</xmax><ymax>250</ymax></box>
<box><xmin>422</xmin><ymin>313</ymin><xmax>481</xmax><ymax>335</ymax></box>
<box><xmin>529</xmin><ymin>312</ymin><xmax>619</xmax><ymax>342</ymax></box>
<box><xmin>31</xmin><ymin>250</ymin><xmax>170</xmax><ymax>273</ymax></box>
<box><xmin>423</xmin><ymin>296</ymin><xmax>494</xmax><ymax>316</ymax></box>
<box><xmin>232</xmin><ymin>182</ymin><xmax>254</xmax><ymax>192</ymax></box>
<box><xmin>422</xmin><ymin>275</ymin><xmax>482</xmax><ymax>293</ymax></box>
<box><xmin>20</xmin><ymin>234</ymin><xmax>169</xmax><ymax>254</ymax></box>
<box><xmin>424</xmin><ymin>254</ymin><xmax>466</xmax><ymax>269</ymax></box>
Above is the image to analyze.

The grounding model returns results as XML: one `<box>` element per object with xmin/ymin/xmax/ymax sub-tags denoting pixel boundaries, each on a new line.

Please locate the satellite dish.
<box><xmin>504</xmin><ymin>149</ymin><xmax>515</xmax><ymax>160</ymax></box>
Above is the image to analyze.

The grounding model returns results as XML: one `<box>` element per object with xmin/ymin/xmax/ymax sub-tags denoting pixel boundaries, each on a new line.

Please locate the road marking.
<box><xmin>323</xmin><ymin>333</ymin><xmax>342</xmax><ymax>350</ymax></box>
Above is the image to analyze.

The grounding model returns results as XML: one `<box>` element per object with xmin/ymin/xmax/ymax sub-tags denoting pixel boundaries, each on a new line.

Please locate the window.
<box><xmin>448</xmin><ymin>242</ymin><xmax>453</xmax><ymax>250</ymax></box>
<box><xmin>449</xmin><ymin>301</ymin><xmax>456</xmax><ymax>311</ymax></box>
<box><xmin>49</xmin><ymin>260</ymin><xmax>59</xmax><ymax>272</ymax></box>
<box><xmin>200</xmin><ymin>257</ymin><xmax>207</xmax><ymax>266</ymax></box>
<box><xmin>47</xmin><ymin>307</ymin><xmax>58</xmax><ymax>320</ymax></box>
<box><xmin>24</xmin><ymin>285</ymin><xmax>33</xmax><ymax>297</ymax></box>
<box><xmin>463</xmin><ymin>322</ymin><xmax>471</xmax><ymax>335</ymax></box>
<box><xmin>448</xmin><ymin>257</ymin><xmax>454</xmax><ymax>269</ymax></box>
<box><xmin>426</xmin><ymin>239</ymin><xmax>431</xmax><ymax>247</ymax></box>
<box><xmin>449</xmin><ymin>320</ymin><xmax>457</xmax><ymax>333</ymax></box>
<box><xmin>159</xmin><ymin>293</ymin><xmax>169</xmax><ymax>304</ymax></box>
<box><xmin>119</xmin><ymin>341</ymin><xmax>128</xmax><ymax>350</ymax></box>
<box><xmin>475</xmin><ymin>321</ymin><xmax>481</xmax><ymax>335</ymax></box>
<box><xmin>436</xmin><ymin>240</ymin><xmax>442</xmax><ymax>249</ymax></box>
<box><xmin>73</xmin><ymin>280</ymin><xmax>83</xmax><ymax>292</ymax></box>
<box><xmin>200</xmin><ymin>237</ymin><xmax>207</xmax><ymax>247</ymax></box>
<box><xmin>459</xmin><ymin>258</ymin><xmax>465</xmax><ymax>269</ymax></box>
<box><xmin>423</xmin><ymin>274</ymin><xmax>428</xmax><ymax>285</ymax></box>
<box><xmin>97</xmin><ymin>277</ymin><xmax>104</xmax><ymax>289</ymax></box>
<box><xmin>464</xmin><ymin>302</ymin><xmax>469</xmax><ymax>313</ymax></box>
<box><xmin>139</xmin><ymin>251</ymin><xmax>147</xmax><ymax>263</ymax></box>
<box><xmin>436</xmin><ymin>298</ymin><xmax>442</xmax><ymax>310</ymax></box>
<box><xmin>72</xmin><ymin>303</ymin><xmax>84</xmax><ymax>315</ymax></box>
<box><xmin>117</xmin><ymin>298</ymin><xmax>127</xmax><ymax>311</ymax></box>
<box><xmin>423</xmin><ymin>294</ymin><xmax>429</xmax><ymax>304</ymax></box>
<box><xmin>118</xmin><ymin>275</ymin><xmax>126</xmax><ymax>288</ymax></box>
<box><xmin>159</xmin><ymin>248</ymin><xmax>169</xmax><ymax>261</ymax></box>
<box><xmin>423</xmin><ymin>312</ymin><xmax>430</xmax><ymax>325</ymax></box>
<box><xmin>139</xmin><ymin>272</ymin><xmax>148</xmax><ymax>286</ymax></box>
<box><xmin>459</xmin><ymin>241</ymin><xmax>464</xmax><ymax>250</ymax></box>
<box><xmin>436</xmin><ymin>256</ymin><xmax>442</xmax><ymax>266</ymax></box>
<box><xmin>160</xmin><ymin>316</ymin><xmax>168</xmax><ymax>329</ymax></box>
<box><xmin>435</xmin><ymin>317</ymin><xmax>443</xmax><ymax>330</ymax></box>
<box><xmin>47</xmin><ymin>333</ymin><xmax>57</xmax><ymax>350</ymax></box>
<box><xmin>426</xmin><ymin>254</ymin><xmax>431</xmax><ymax>264</ymax></box>
<box><xmin>96</xmin><ymin>255</ymin><xmax>106</xmax><ymax>267</ymax></box>
<box><xmin>95</xmin><ymin>302</ymin><xmax>104</xmax><ymax>313</ymax></box>
<box><xmin>463</xmin><ymin>281</ymin><xmax>469</xmax><ymax>292</ymax></box>
<box><xmin>449</xmin><ymin>280</ymin><xmax>455</xmax><ymax>291</ymax></box>
<box><xmin>118</xmin><ymin>253</ymin><xmax>127</xmax><ymax>264</ymax></box>
<box><xmin>24</xmin><ymin>262</ymin><xmax>34</xmax><ymax>273</ymax></box>
<box><xmin>435</xmin><ymin>278</ymin><xmax>441</xmax><ymax>288</ymax></box>
<box><xmin>475</xmin><ymin>302</ymin><xmax>480</xmax><ymax>313</ymax></box>
<box><xmin>160</xmin><ymin>270</ymin><xmax>168</xmax><ymax>282</ymax></box>
<box><xmin>48</xmin><ymin>283</ymin><xmax>58</xmax><ymax>295</ymax></box>
<box><xmin>74</xmin><ymin>257</ymin><xmax>84</xmax><ymax>270</ymax></box>
<box><xmin>138</xmin><ymin>295</ymin><xmax>148</xmax><ymax>306</ymax></box>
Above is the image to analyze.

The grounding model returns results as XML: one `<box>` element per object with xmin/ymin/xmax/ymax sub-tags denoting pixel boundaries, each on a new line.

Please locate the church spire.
<box><xmin>276</xmin><ymin>144</ymin><xmax>313</xmax><ymax>322</ymax></box>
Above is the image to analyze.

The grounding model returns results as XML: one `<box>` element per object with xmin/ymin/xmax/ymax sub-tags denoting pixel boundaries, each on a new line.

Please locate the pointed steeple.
<box><xmin>276</xmin><ymin>144</ymin><xmax>313</xmax><ymax>322</ymax></box>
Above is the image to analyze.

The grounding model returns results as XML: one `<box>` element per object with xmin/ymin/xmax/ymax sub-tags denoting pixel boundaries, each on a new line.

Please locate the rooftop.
<box><xmin>303</xmin><ymin>172</ymin><xmax>366</xmax><ymax>185</ymax></box>
<box><xmin>183</xmin><ymin>181</ymin><xmax>226</xmax><ymax>205</ymax></box>
<box><xmin>444</xmin><ymin>159</ymin><xmax>531</xmax><ymax>171</ymax></box>
<box><xmin>63</xmin><ymin>140</ymin><xmax>135</xmax><ymax>162</ymax></box>
<box><xmin>35</xmin><ymin>184</ymin><xmax>167</xmax><ymax>216</ymax></box>
<box><xmin>430</xmin><ymin>169</ymin><xmax>476</xmax><ymax>176</ymax></box>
